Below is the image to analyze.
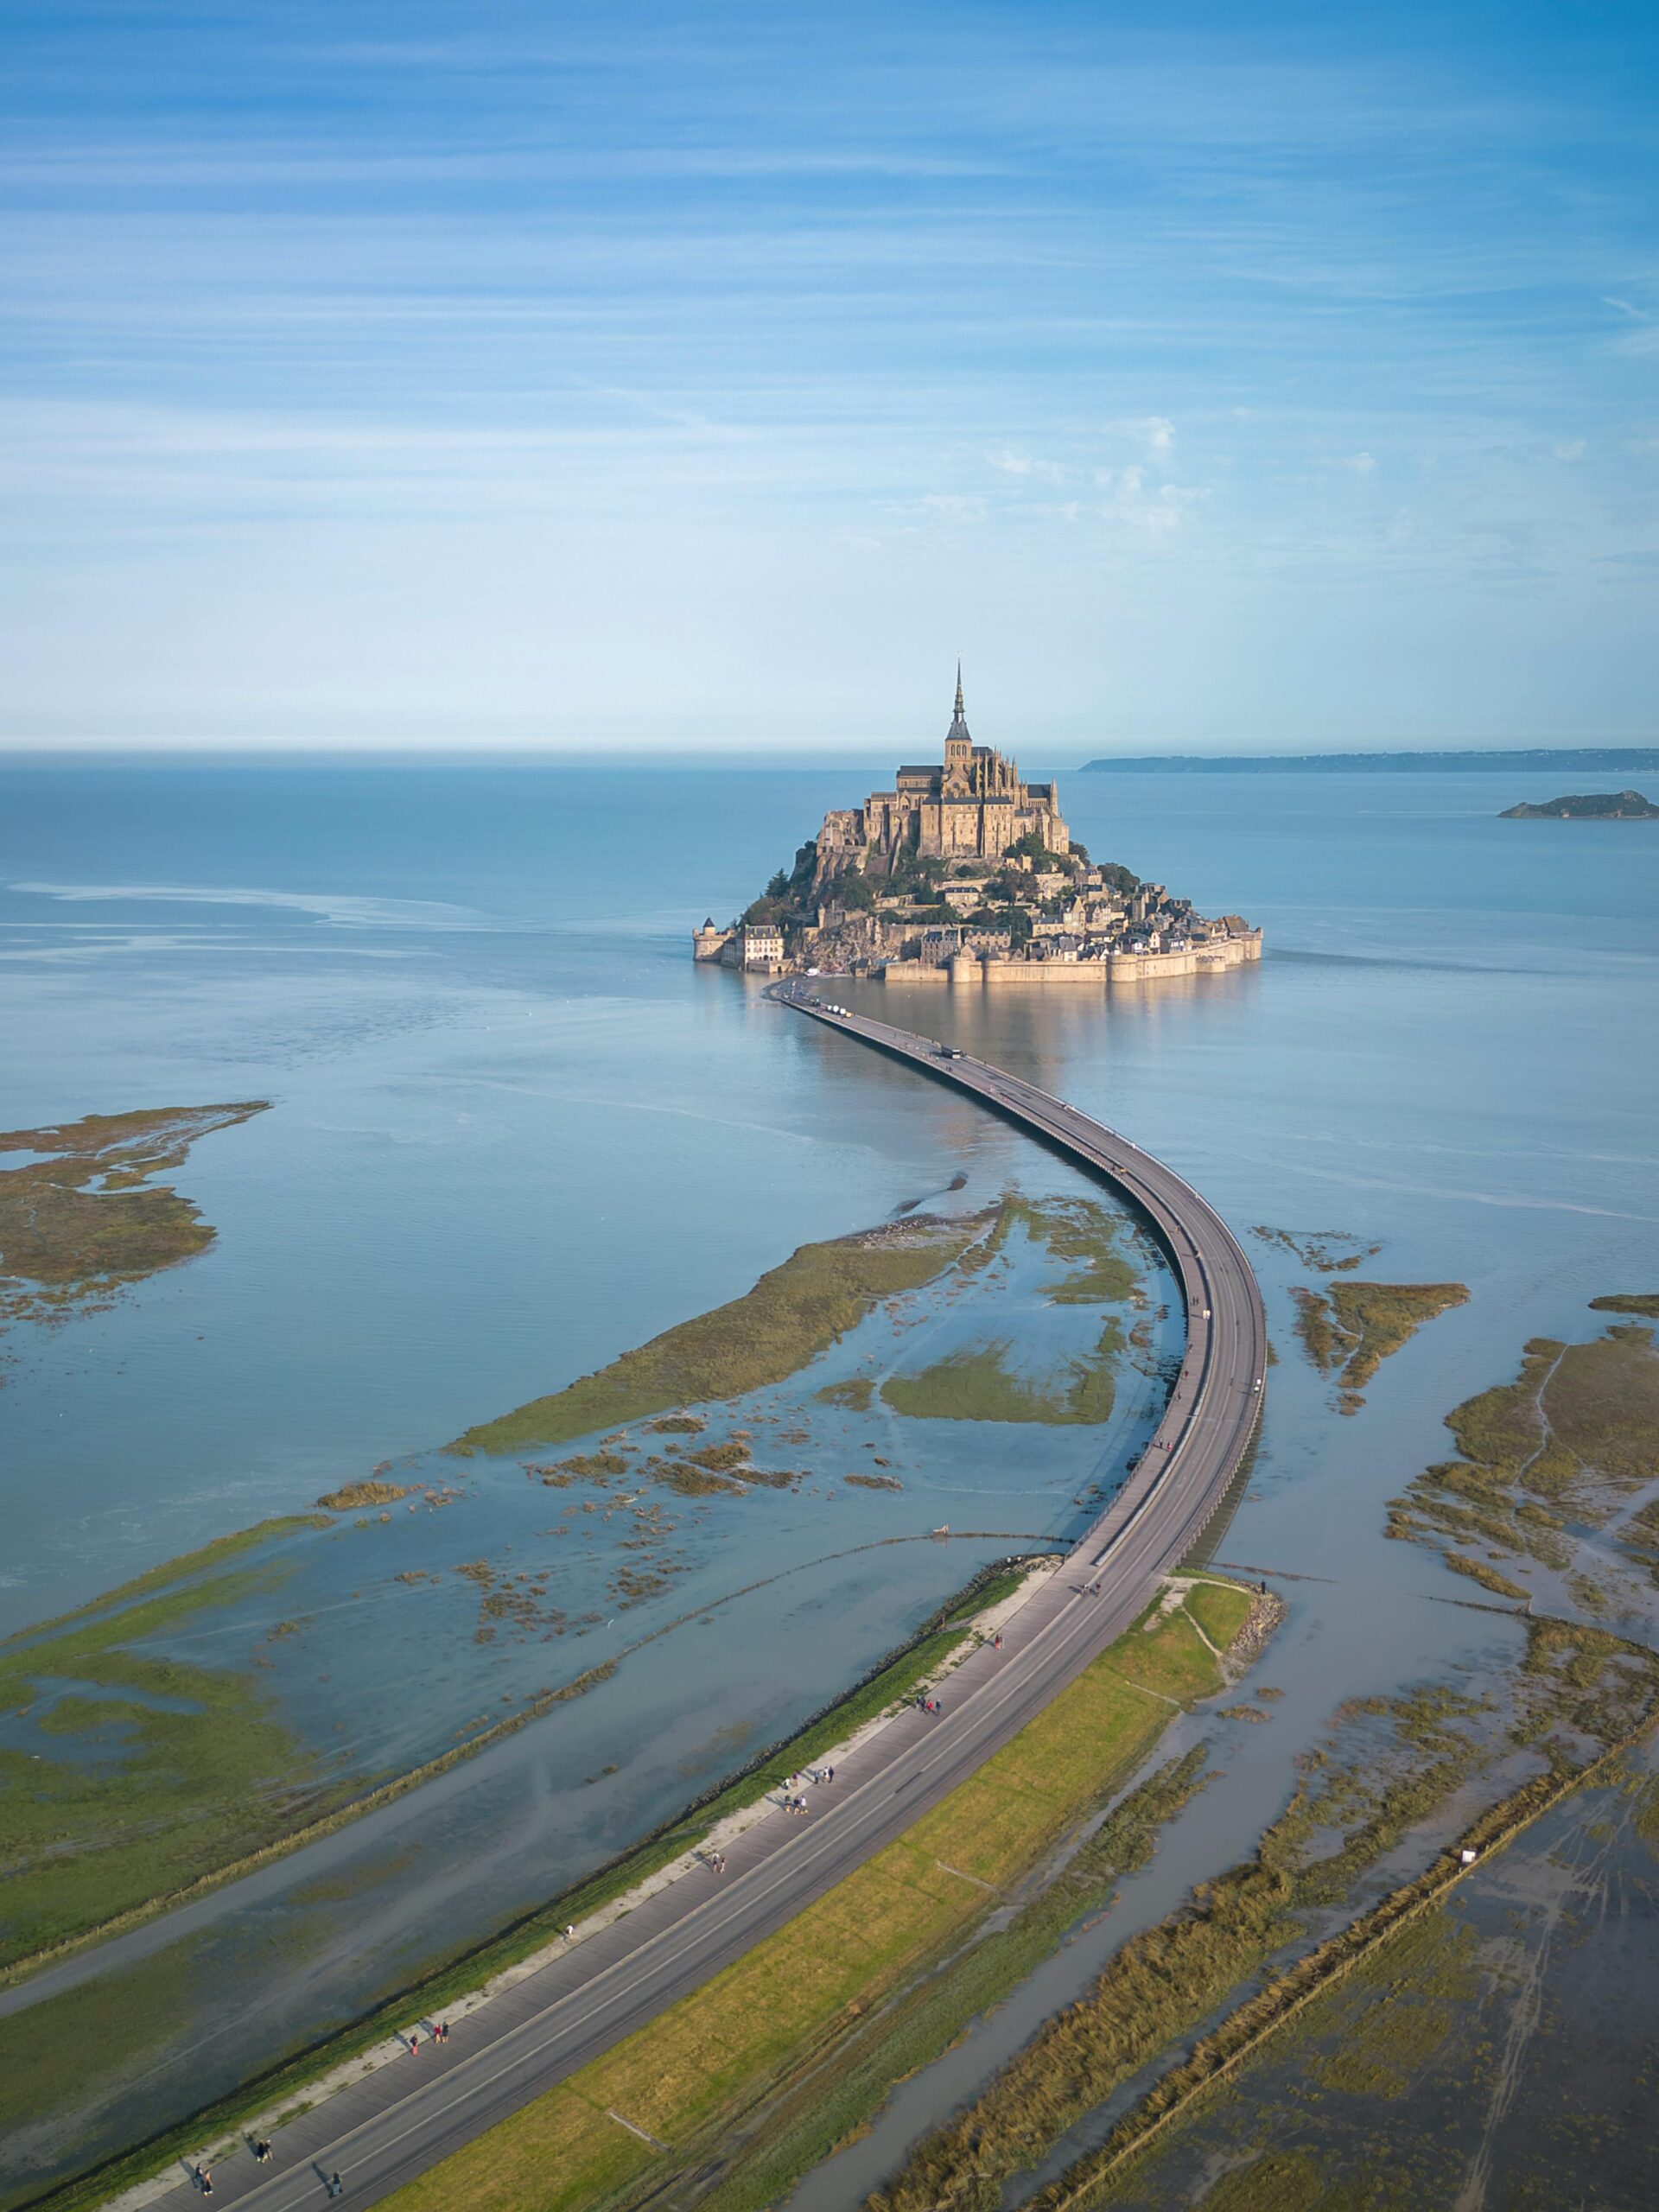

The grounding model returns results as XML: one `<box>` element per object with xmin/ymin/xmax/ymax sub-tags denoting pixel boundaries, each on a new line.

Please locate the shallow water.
<box><xmin>3</xmin><ymin>760</ymin><xmax>1657</xmax><ymax>2196</ymax></box>
<box><xmin>1086</xmin><ymin>1736</ymin><xmax>1659</xmax><ymax>2212</ymax></box>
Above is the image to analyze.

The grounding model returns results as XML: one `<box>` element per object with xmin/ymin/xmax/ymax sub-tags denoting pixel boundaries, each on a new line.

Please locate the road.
<box><xmin>134</xmin><ymin>997</ymin><xmax>1263</xmax><ymax>2212</ymax></box>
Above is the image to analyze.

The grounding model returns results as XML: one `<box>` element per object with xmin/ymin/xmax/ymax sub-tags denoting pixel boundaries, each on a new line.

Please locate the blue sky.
<box><xmin>3</xmin><ymin>0</ymin><xmax>1656</xmax><ymax>752</ymax></box>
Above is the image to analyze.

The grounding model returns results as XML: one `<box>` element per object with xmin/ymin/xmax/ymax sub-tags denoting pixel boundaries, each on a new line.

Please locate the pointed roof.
<box><xmin>947</xmin><ymin>659</ymin><xmax>971</xmax><ymax>745</ymax></box>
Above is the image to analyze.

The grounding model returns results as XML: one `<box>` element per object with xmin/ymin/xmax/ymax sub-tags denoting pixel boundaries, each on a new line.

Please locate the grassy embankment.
<box><xmin>0</xmin><ymin>1103</ymin><xmax>267</xmax><ymax>1332</ymax></box>
<box><xmin>17</xmin><ymin>1558</ymin><xmax>1037</xmax><ymax>2211</ymax></box>
<box><xmin>377</xmin><ymin>1581</ymin><xmax>1259</xmax><ymax>2212</ymax></box>
<box><xmin>1292</xmin><ymin>1280</ymin><xmax>1468</xmax><ymax>1414</ymax></box>
<box><xmin>1389</xmin><ymin>1311</ymin><xmax>1659</xmax><ymax>1601</ymax></box>
<box><xmin>880</xmin><ymin>1196</ymin><xmax>1139</xmax><ymax>1426</ymax></box>
<box><xmin>873</xmin><ymin>1614</ymin><xmax>1659</xmax><ymax>2212</ymax></box>
<box><xmin>450</xmin><ymin>1211</ymin><xmax>995</xmax><ymax>1453</ymax></box>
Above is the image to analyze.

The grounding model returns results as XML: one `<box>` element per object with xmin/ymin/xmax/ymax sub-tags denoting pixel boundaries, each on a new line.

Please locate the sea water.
<box><xmin>2</xmin><ymin>759</ymin><xmax>1656</xmax><ymax>2194</ymax></box>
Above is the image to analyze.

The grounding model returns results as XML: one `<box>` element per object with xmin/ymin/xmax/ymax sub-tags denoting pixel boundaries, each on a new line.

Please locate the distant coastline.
<box><xmin>1080</xmin><ymin>747</ymin><xmax>1659</xmax><ymax>774</ymax></box>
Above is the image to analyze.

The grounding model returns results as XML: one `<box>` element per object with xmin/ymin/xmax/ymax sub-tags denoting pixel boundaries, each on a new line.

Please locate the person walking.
<box><xmin>328</xmin><ymin>2173</ymin><xmax>344</xmax><ymax>2199</ymax></box>
<box><xmin>409</xmin><ymin>2031</ymin><xmax>420</xmax><ymax>2056</ymax></box>
<box><xmin>194</xmin><ymin>2167</ymin><xmax>213</xmax><ymax>2196</ymax></box>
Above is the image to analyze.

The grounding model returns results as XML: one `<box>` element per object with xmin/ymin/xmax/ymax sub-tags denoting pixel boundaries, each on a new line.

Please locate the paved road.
<box><xmin>137</xmin><ymin>999</ymin><xmax>1263</xmax><ymax>2212</ymax></box>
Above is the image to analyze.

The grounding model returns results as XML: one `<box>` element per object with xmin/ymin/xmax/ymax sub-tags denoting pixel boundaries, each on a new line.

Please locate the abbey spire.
<box><xmin>948</xmin><ymin>659</ymin><xmax>971</xmax><ymax>744</ymax></box>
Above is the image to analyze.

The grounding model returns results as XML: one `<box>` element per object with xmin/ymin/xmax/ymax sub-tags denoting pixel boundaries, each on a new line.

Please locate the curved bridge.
<box><xmin>779</xmin><ymin>988</ymin><xmax>1267</xmax><ymax>1584</ymax></box>
<box><xmin>137</xmin><ymin>1002</ymin><xmax>1264</xmax><ymax>2212</ymax></box>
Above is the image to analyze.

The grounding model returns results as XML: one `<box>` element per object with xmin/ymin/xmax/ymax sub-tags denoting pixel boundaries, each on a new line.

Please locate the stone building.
<box><xmin>814</xmin><ymin>668</ymin><xmax>1069</xmax><ymax>880</ymax></box>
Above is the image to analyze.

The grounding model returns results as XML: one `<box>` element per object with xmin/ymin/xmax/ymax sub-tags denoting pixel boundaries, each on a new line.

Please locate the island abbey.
<box><xmin>695</xmin><ymin>671</ymin><xmax>1261</xmax><ymax>985</ymax></box>
<box><xmin>815</xmin><ymin>666</ymin><xmax>1070</xmax><ymax>873</ymax></box>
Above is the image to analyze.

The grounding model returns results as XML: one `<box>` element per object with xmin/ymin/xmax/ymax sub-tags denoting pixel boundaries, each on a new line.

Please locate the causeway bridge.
<box><xmin>133</xmin><ymin>1000</ymin><xmax>1264</xmax><ymax>2212</ymax></box>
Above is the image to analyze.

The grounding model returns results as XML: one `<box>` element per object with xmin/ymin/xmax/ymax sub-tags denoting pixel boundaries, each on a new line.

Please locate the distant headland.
<box><xmin>1500</xmin><ymin>789</ymin><xmax>1659</xmax><ymax>820</ymax></box>
<box><xmin>695</xmin><ymin>670</ymin><xmax>1261</xmax><ymax>986</ymax></box>
<box><xmin>1081</xmin><ymin>747</ymin><xmax>1659</xmax><ymax>774</ymax></box>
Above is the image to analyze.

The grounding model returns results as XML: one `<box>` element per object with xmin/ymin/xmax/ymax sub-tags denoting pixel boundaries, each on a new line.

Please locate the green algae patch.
<box><xmin>0</xmin><ymin>1103</ymin><xmax>268</xmax><ymax>1333</ymax></box>
<box><xmin>882</xmin><ymin>1320</ymin><xmax>1124</xmax><ymax>1426</ymax></box>
<box><xmin>450</xmin><ymin>1211</ymin><xmax>992</xmax><ymax>1454</ymax></box>
<box><xmin>1293</xmin><ymin>1280</ymin><xmax>1467</xmax><ymax>1410</ymax></box>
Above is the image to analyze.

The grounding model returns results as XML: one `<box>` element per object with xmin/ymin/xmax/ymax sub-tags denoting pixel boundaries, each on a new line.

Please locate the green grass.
<box><xmin>1589</xmin><ymin>1292</ymin><xmax>1659</xmax><ymax>1318</ymax></box>
<box><xmin>882</xmin><ymin>1320</ymin><xmax>1123</xmax><ymax>1426</ymax></box>
<box><xmin>451</xmin><ymin>1213</ymin><xmax>990</xmax><ymax>1453</ymax></box>
<box><xmin>380</xmin><ymin>1584</ymin><xmax>1258</xmax><ymax>2212</ymax></box>
<box><xmin>868</xmin><ymin>1669</ymin><xmax>1523</xmax><ymax>2212</ymax></box>
<box><xmin>690</xmin><ymin>1749</ymin><xmax>1216</xmax><ymax>2212</ymax></box>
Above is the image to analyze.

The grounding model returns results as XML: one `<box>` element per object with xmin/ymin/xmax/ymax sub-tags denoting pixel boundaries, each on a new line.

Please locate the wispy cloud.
<box><xmin>0</xmin><ymin>0</ymin><xmax>1655</xmax><ymax>746</ymax></box>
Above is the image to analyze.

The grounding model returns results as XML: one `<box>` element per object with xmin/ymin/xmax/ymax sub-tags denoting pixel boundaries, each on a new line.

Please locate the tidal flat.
<box><xmin>876</xmin><ymin>1616</ymin><xmax>1659</xmax><ymax>2212</ymax></box>
<box><xmin>1083</xmin><ymin>1740</ymin><xmax>1659</xmax><ymax>2212</ymax></box>
<box><xmin>0</xmin><ymin>1185</ymin><xmax>1174</xmax><ymax>2202</ymax></box>
<box><xmin>0</xmin><ymin>1103</ymin><xmax>267</xmax><ymax>1335</ymax></box>
<box><xmin>6</xmin><ymin>759</ymin><xmax>1658</xmax><ymax>2209</ymax></box>
<box><xmin>1392</xmin><ymin>1306</ymin><xmax>1659</xmax><ymax>1618</ymax></box>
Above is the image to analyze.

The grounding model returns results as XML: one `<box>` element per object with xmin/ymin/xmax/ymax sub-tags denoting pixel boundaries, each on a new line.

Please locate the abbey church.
<box><xmin>812</xmin><ymin>669</ymin><xmax>1069</xmax><ymax>880</ymax></box>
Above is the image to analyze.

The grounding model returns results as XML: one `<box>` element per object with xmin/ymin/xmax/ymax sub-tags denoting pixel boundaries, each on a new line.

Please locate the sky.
<box><xmin>3</xmin><ymin>0</ymin><xmax>1656</xmax><ymax>754</ymax></box>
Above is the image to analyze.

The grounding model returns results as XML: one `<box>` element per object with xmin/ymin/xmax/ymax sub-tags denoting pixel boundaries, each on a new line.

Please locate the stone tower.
<box><xmin>944</xmin><ymin>660</ymin><xmax>972</xmax><ymax>792</ymax></box>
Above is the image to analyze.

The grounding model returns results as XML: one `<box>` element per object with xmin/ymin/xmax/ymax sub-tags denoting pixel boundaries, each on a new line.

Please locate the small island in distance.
<box><xmin>1500</xmin><ymin>789</ymin><xmax>1659</xmax><ymax>820</ymax></box>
